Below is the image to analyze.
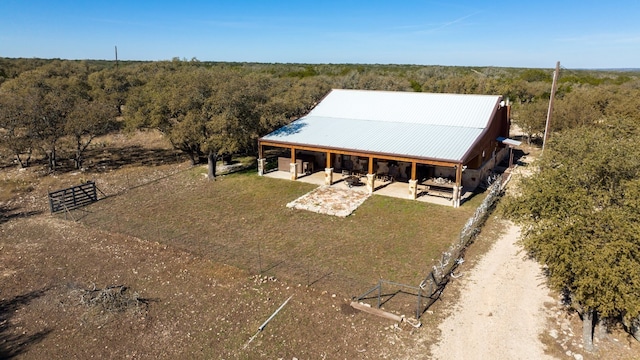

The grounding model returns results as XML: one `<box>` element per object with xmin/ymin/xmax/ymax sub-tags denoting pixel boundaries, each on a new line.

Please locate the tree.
<box><xmin>519</xmin><ymin>68</ymin><xmax>552</xmax><ymax>83</ymax></box>
<box><xmin>88</xmin><ymin>67</ymin><xmax>135</xmax><ymax>115</ymax></box>
<box><xmin>1</xmin><ymin>60</ymin><xmax>118</xmax><ymax>171</ymax></box>
<box><xmin>553</xmin><ymin>88</ymin><xmax>604</xmax><ymax>131</ymax></box>
<box><xmin>125</xmin><ymin>66</ymin><xmax>269</xmax><ymax>180</ymax></box>
<box><xmin>503</xmin><ymin>118</ymin><xmax>640</xmax><ymax>351</ymax></box>
<box><xmin>66</xmin><ymin>99</ymin><xmax>118</xmax><ymax>169</ymax></box>
<box><xmin>511</xmin><ymin>100</ymin><xmax>548</xmax><ymax>145</ymax></box>
<box><xmin>125</xmin><ymin>66</ymin><xmax>211</xmax><ymax>165</ymax></box>
<box><xmin>255</xmin><ymin>76</ymin><xmax>332</xmax><ymax>137</ymax></box>
<box><xmin>0</xmin><ymin>92</ymin><xmax>35</xmax><ymax>167</ymax></box>
<box><xmin>0</xmin><ymin>69</ymin><xmax>72</xmax><ymax>171</ymax></box>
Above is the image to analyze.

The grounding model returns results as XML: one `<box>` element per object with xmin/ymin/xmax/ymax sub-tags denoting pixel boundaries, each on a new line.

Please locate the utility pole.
<box><xmin>115</xmin><ymin>46</ymin><xmax>118</xmax><ymax>69</ymax></box>
<box><xmin>542</xmin><ymin>61</ymin><xmax>560</xmax><ymax>152</ymax></box>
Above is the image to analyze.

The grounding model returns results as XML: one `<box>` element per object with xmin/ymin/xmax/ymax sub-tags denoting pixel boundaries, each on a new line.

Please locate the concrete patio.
<box><xmin>263</xmin><ymin>170</ymin><xmax>472</xmax><ymax>209</ymax></box>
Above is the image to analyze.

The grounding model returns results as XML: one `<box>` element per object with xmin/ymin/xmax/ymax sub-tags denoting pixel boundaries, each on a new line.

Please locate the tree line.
<box><xmin>2</xmin><ymin>58</ymin><xmax>639</xmax><ymax>175</ymax></box>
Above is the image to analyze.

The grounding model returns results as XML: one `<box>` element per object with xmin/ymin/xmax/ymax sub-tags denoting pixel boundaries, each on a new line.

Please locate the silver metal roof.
<box><xmin>497</xmin><ymin>136</ymin><xmax>522</xmax><ymax>147</ymax></box>
<box><xmin>261</xmin><ymin>89</ymin><xmax>503</xmax><ymax>162</ymax></box>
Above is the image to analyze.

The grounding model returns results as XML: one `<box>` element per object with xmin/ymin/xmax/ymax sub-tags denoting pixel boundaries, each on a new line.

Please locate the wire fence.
<box><xmin>353</xmin><ymin>174</ymin><xmax>505</xmax><ymax>320</ymax></box>
<box><xmin>79</xmin><ymin>202</ymin><xmax>365</xmax><ymax>295</ymax></box>
<box><xmin>73</xmin><ymin>166</ymin><xmax>505</xmax><ymax>309</ymax></box>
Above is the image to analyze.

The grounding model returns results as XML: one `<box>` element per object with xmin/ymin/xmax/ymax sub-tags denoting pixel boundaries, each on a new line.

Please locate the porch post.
<box><xmin>366</xmin><ymin>173</ymin><xmax>375</xmax><ymax>193</ymax></box>
<box><xmin>453</xmin><ymin>163</ymin><xmax>463</xmax><ymax>208</ymax></box>
<box><xmin>452</xmin><ymin>186</ymin><xmax>458</xmax><ymax>207</ymax></box>
<box><xmin>325</xmin><ymin>151</ymin><xmax>334</xmax><ymax>185</ymax></box>
<box><xmin>325</xmin><ymin>168</ymin><xmax>334</xmax><ymax>185</ymax></box>
<box><xmin>409</xmin><ymin>179</ymin><xmax>418</xmax><ymax>199</ymax></box>
<box><xmin>366</xmin><ymin>156</ymin><xmax>375</xmax><ymax>193</ymax></box>
<box><xmin>257</xmin><ymin>143</ymin><xmax>266</xmax><ymax>176</ymax></box>
<box><xmin>290</xmin><ymin>148</ymin><xmax>298</xmax><ymax>181</ymax></box>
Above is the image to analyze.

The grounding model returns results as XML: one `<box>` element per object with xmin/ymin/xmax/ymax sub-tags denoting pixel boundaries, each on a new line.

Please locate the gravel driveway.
<box><xmin>429</xmin><ymin>223</ymin><xmax>558</xmax><ymax>359</ymax></box>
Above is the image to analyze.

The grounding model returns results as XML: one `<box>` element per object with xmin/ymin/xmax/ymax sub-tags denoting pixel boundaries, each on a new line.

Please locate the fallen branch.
<box><xmin>79</xmin><ymin>284</ymin><xmax>149</xmax><ymax>313</ymax></box>
<box><xmin>349</xmin><ymin>301</ymin><xmax>402</xmax><ymax>322</ymax></box>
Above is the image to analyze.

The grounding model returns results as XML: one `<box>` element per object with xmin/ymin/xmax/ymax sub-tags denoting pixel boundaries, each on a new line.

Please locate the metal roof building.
<box><xmin>258</xmin><ymin>89</ymin><xmax>511</xmax><ymax>207</ymax></box>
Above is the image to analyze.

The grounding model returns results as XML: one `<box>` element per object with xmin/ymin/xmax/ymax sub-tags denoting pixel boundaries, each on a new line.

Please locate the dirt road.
<box><xmin>429</xmin><ymin>223</ymin><xmax>558</xmax><ymax>360</ymax></box>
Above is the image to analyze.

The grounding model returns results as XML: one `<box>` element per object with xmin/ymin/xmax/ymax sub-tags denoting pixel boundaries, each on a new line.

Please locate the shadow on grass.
<box><xmin>0</xmin><ymin>288</ymin><xmax>52</xmax><ymax>359</ymax></box>
<box><xmin>0</xmin><ymin>146</ymin><xmax>185</xmax><ymax>175</ymax></box>
<box><xmin>70</xmin><ymin>145</ymin><xmax>185</xmax><ymax>174</ymax></box>
<box><xmin>51</xmin><ymin>207</ymin><xmax>95</xmax><ymax>222</ymax></box>
<box><xmin>307</xmin><ymin>271</ymin><xmax>334</xmax><ymax>287</ymax></box>
<box><xmin>0</xmin><ymin>205</ymin><xmax>44</xmax><ymax>225</ymax></box>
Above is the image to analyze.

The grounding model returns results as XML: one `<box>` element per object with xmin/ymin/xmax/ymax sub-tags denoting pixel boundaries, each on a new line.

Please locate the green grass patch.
<box><xmin>82</xmin><ymin>170</ymin><xmax>479</xmax><ymax>297</ymax></box>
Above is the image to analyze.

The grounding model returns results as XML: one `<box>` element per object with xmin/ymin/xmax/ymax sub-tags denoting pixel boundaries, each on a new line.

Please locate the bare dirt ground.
<box><xmin>1</xmin><ymin>193</ymin><xmax>407</xmax><ymax>359</ymax></box>
<box><xmin>428</xmin><ymin>223</ymin><xmax>557</xmax><ymax>360</ymax></box>
<box><xmin>419</xmin><ymin>219</ymin><xmax>640</xmax><ymax>360</ymax></box>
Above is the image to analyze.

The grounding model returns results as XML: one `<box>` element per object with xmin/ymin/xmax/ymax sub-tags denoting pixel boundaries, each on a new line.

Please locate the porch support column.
<box><xmin>366</xmin><ymin>173</ymin><xmax>375</xmax><ymax>194</ymax></box>
<box><xmin>409</xmin><ymin>179</ymin><xmax>418</xmax><ymax>200</ymax></box>
<box><xmin>290</xmin><ymin>148</ymin><xmax>298</xmax><ymax>181</ymax></box>
<box><xmin>453</xmin><ymin>163</ymin><xmax>463</xmax><ymax>208</ymax></box>
<box><xmin>257</xmin><ymin>143</ymin><xmax>265</xmax><ymax>176</ymax></box>
<box><xmin>366</xmin><ymin>156</ymin><xmax>375</xmax><ymax>193</ymax></box>
<box><xmin>325</xmin><ymin>151</ymin><xmax>334</xmax><ymax>185</ymax></box>
<box><xmin>451</xmin><ymin>186</ymin><xmax>459</xmax><ymax>208</ymax></box>
<box><xmin>325</xmin><ymin>168</ymin><xmax>334</xmax><ymax>185</ymax></box>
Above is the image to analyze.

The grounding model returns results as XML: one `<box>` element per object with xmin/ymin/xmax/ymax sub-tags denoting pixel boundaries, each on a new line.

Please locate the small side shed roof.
<box><xmin>260</xmin><ymin>89</ymin><xmax>503</xmax><ymax>163</ymax></box>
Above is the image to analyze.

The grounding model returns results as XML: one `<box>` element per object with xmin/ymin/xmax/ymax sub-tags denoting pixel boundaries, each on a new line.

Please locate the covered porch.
<box><xmin>260</xmin><ymin>167</ymin><xmax>473</xmax><ymax>207</ymax></box>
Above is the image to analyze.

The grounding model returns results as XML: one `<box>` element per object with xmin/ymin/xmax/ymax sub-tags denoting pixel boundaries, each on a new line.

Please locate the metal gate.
<box><xmin>48</xmin><ymin>181</ymin><xmax>98</xmax><ymax>214</ymax></box>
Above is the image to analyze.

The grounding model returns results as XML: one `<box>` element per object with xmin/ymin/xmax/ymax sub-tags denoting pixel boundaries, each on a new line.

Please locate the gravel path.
<box><xmin>429</xmin><ymin>223</ymin><xmax>558</xmax><ymax>360</ymax></box>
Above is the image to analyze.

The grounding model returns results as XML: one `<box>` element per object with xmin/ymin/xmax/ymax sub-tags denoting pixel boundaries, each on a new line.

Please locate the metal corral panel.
<box><xmin>262</xmin><ymin>116</ymin><xmax>484</xmax><ymax>162</ymax></box>
<box><xmin>309</xmin><ymin>89</ymin><xmax>501</xmax><ymax>128</ymax></box>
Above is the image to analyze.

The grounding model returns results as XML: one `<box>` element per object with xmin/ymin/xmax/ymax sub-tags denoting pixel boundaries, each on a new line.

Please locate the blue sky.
<box><xmin>1</xmin><ymin>0</ymin><xmax>638</xmax><ymax>68</ymax></box>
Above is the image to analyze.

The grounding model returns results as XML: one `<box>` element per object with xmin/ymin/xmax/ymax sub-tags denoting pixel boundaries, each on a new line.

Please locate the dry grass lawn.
<box><xmin>0</xmin><ymin>132</ymin><xmax>484</xmax><ymax>358</ymax></box>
